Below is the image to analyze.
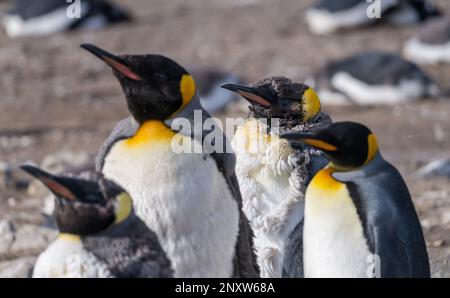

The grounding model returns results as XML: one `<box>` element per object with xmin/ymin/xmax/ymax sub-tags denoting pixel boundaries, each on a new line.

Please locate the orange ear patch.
<box><xmin>364</xmin><ymin>134</ymin><xmax>379</xmax><ymax>165</ymax></box>
<box><xmin>303</xmin><ymin>138</ymin><xmax>338</xmax><ymax>151</ymax></box>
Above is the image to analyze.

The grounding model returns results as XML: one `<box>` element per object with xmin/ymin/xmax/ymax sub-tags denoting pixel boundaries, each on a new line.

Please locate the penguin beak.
<box><xmin>80</xmin><ymin>44</ymin><xmax>142</xmax><ymax>81</ymax></box>
<box><xmin>221</xmin><ymin>83</ymin><xmax>271</xmax><ymax>107</ymax></box>
<box><xmin>20</xmin><ymin>164</ymin><xmax>77</xmax><ymax>201</ymax></box>
<box><xmin>281</xmin><ymin>132</ymin><xmax>338</xmax><ymax>152</ymax></box>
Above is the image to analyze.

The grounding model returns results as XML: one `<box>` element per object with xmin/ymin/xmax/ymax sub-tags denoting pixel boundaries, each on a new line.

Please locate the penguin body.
<box><xmin>282</xmin><ymin>122</ymin><xmax>430</xmax><ymax>278</ymax></box>
<box><xmin>305</xmin><ymin>0</ymin><xmax>398</xmax><ymax>34</ymax></box>
<box><xmin>2</xmin><ymin>0</ymin><xmax>130</xmax><ymax>38</ymax></box>
<box><xmin>306</xmin><ymin>0</ymin><xmax>440</xmax><ymax>34</ymax></box>
<box><xmin>33</xmin><ymin>234</ymin><xmax>112</xmax><ymax>278</ymax></box>
<box><xmin>222</xmin><ymin>77</ymin><xmax>331</xmax><ymax>277</ymax></box>
<box><xmin>404</xmin><ymin>17</ymin><xmax>450</xmax><ymax>64</ymax></box>
<box><xmin>21</xmin><ymin>165</ymin><xmax>172</xmax><ymax>278</ymax></box>
<box><xmin>82</xmin><ymin>44</ymin><xmax>258</xmax><ymax>278</ymax></box>
<box><xmin>101</xmin><ymin>121</ymin><xmax>240</xmax><ymax>277</ymax></box>
<box><xmin>314</xmin><ymin>51</ymin><xmax>443</xmax><ymax>105</ymax></box>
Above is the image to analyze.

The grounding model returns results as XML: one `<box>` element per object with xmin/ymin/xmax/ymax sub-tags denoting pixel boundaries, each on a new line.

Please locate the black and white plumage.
<box><xmin>313</xmin><ymin>51</ymin><xmax>446</xmax><ymax>105</ymax></box>
<box><xmin>20</xmin><ymin>165</ymin><xmax>172</xmax><ymax>278</ymax></box>
<box><xmin>282</xmin><ymin>122</ymin><xmax>430</xmax><ymax>277</ymax></box>
<box><xmin>1</xmin><ymin>0</ymin><xmax>130</xmax><ymax>38</ymax></box>
<box><xmin>404</xmin><ymin>17</ymin><xmax>450</xmax><ymax>64</ymax></box>
<box><xmin>82</xmin><ymin>44</ymin><xmax>259</xmax><ymax>278</ymax></box>
<box><xmin>222</xmin><ymin>77</ymin><xmax>331</xmax><ymax>277</ymax></box>
<box><xmin>305</xmin><ymin>0</ymin><xmax>399</xmax><ymax>34</ymax></box>
<box><xmin>305</xmin><ymin>0</ymin><xmax>440</xmax><ymax>34</ymax></box>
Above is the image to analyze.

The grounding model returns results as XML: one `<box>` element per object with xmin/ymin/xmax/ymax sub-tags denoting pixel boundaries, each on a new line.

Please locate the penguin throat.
<box><xmin>310</xmin><ymin>166</ymin><xmax>344</xmax><ymax>192</ymax></box>
<box><xmin>125</xmin><ymin>120</ymin><xmax>176</xmax><ymax>147</ymax></box>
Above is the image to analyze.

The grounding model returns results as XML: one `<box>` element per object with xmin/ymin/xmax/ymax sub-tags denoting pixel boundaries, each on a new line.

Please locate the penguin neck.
<box><xmin>328</xmin><ymin>152</ymin><xmax>384</xmax><ymax>175</ymax></box>
<box><xmin>58</xmin><ymin>233</ymin><xmax>81</xmax><ymax>242</ymax></box>
<box><xmin>125</xmin><ymin>120</ymin><xmax>176</xmax><ymax>147</ymax></box>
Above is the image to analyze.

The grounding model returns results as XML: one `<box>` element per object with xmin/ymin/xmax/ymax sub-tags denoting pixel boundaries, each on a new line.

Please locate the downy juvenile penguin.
<box><xmin>282</xmin><ymin>122</ymin><xmax>430</xmax><ymax>278</ymax></box>
<box><xmin>81</xmin><ymin>44</ymin><xmax>258</xmax><ymax>278</ymax></box>
<box><xmin>222</xmin><ymin>77</ymin><xmax>332</xmax><ymax>277</ymax></box>
<box><xmin>21</xmin><ymin>164</ymin><xmax>172</xmax><ymax>278</ymax></box>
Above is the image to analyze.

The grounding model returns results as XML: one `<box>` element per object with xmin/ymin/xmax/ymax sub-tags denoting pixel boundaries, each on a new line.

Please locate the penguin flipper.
<box><xmin>82</xmin><ymin>215</ymin><xmax>173</xmax><ymax>278</ymax></box>
<box><xmin>96</xmin><ymin>117</ymin><xmax>139</xmax><ymax>171</ymax></box>
<box><xmin>335</xmin><ymin>158</ymin><xmax>430</xmax><ymax>277</ymax></box>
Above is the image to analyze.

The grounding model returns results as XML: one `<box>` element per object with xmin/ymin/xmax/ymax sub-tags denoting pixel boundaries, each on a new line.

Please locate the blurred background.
<box><xmin>0</xmin><ymin>0</ymin><xmax>448</xmax><ymax>277</ymax></box>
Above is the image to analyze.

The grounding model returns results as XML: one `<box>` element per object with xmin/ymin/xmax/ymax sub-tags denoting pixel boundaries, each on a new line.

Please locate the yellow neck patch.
<box><xmin>58</xmin><ymin>233</ymin><xmax>81</xmax><ymax>242</ymax></box>
<box><xmin>309</xmin><ymin>166</ymin><xmax>344</xmax><ymax>192</ymax></box>
<box><xmin>170</xmin><ymin>74</ymin><xmax>196</xmax><ymax>117</ymax></box>
<box><xmin>125</xmin><ymin>120</ymin><xmax>175</xmax><ymax>147</ymax></box>
<box><xmin>114</xmin><ymin>192</ymin><xmax>132</xmax><ymax>225</ymax></box>
<box><xmin>302</xmin><ymin>88</ymin><xmax>321</xmax><ymax>122</ymax></box>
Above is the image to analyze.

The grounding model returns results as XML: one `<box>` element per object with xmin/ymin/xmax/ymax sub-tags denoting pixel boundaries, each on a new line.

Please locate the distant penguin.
<box><xmin>21</xmin><ymin>165</ymin><xmax>172</xmax><ymax>278</ymax></box>
<box><xmin>305</xmin><ymin>0</ymin><xmax>399</xmax><ymax>34</ymax></box>
<box><xmin>313</xmin><ymin>51</ymin><xmax>446</xmax><ymax>105</ymax></box>
<box><xmin>189</xmin><ymin>67</ymin><xmax>247</xmax><ymax>114</ymax></box>
<box><xmin>282</xmin><ymin>121</ymin><xmax>430</xmax><ymax>278</ymax></box>
<box><xmin>1</xmin><ymin>0</ymin><xmax>130</xmax><ymax>38</ymax></box>
<box><xmin>305</xmin><ymin>0</ymin><xmax>440</xmax><ymax>34</ymax></box>
<box><xmin>404</xmin><ymin>17</ymin><xmax>450</xmax><ymax>64</ymax></box>
<box><xmin>385</xmin><ymin>0</ymin><xmax>441</xmax><ymax>25</ymax></box>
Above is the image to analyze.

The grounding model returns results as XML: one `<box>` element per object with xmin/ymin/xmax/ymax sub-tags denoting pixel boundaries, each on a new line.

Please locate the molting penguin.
<box><xmin>282</xmin><ymin>121</ymin><xmax>430</xmax><ymax>278</ymax></box>
<box><xmin>404</xmin><ymin>17</ymin><xmax>450</xmax><ymax>65</ymax></box>
<box><xmin>313</xmin><ymin>51</ymin><xmax>447</xmax><ymax>105</ymax></box>
<box><xmin>81</xmin><ymin>44</ymin><xmax>258</xmax><ymax>278</ymax></box>
<box><xmin>21</xmin><ymin>164</ymin><xmax>172</xmax><ymax>278</ymax></box>
<box><xmin>222</xmin><ymin>77</ymin><xmax>332</xmax><ymax>277</ymax></box>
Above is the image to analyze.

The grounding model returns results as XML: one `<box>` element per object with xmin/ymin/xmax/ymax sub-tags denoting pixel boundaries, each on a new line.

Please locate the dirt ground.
<box><xmin>0</xmin><ymin>0</ymin><xmax>449</xmax><ymax>277</ymax></box>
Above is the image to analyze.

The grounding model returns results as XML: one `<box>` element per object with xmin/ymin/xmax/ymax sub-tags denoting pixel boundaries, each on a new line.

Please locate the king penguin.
<box><xmin>313</xmin><ymin>51</ymin><xmax>447</xmax><ymax>105</ymax></box>
<box><xmin>222</xmin><ymin>77</ymin><xmax>332</xmax><ymax>277</ymax></box>
<box><xmin>282</xmin><ymin>122</ymin><xmax>430</xmax><ymax>278</ymax></box>
<box><xmin>404</xmin><ymin>17</ymin><xmax>450</xmax><ymax>65</ymax></box>
<box><xmin>21</xmin><ymin>164</ymin><xmax>172</xmax><ymax>278</ymax></box>
<box><xmin>81</xmin><ymin>44</ymin><xmax>258</xmax><ymax>278</ymax></box>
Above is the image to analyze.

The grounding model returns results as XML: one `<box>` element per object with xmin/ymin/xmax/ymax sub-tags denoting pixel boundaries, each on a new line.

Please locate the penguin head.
<box><xmin>221</xmin><ymin>77</ymin><xmax>321</xmax><ymax>123</ymax></box>
<box><xmin>20</xmin><ymin>165</ymin><xmax>133</xmax><ymax>236</ymax></box>
<box><xmin>281</xmin><ymin>121</ymin><xmax>379</xmax><ymax>171</ymax></box>
<box><xmin>81</xmin><ymin>44</ymin><xmax>196</xmax><ymax>124</ymax></box>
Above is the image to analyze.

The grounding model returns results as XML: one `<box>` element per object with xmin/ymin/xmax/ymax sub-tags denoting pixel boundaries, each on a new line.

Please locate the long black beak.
<box><xmin>80</xmin><ymin>44</ymin><xmax>142</xmax><ymax>81</ymax></box>
<box><xmin>221</xmin><ymin>83</ymin><xmax>271</xmax><ymax>107</ymax></box>
<box><xmin>20</xmin><ymin>164</ymin><xmax>77</xmax><ymax>201</ymax></box>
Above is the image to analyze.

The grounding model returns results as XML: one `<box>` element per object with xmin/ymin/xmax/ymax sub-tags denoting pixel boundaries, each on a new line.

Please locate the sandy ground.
<box><xmin>0</xmin><ymin>0</ymin><xmax>449</xmax><ymax>277</ymax></box>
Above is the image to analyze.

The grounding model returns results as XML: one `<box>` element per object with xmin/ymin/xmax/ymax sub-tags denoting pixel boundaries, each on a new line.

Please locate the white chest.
<box><xmin>303</xmin><ymin>177</ymin><xmax>372</xmax><ymax>278</ymax></box>
<box><xmin>103</xmin><ymin>137</ymin><xmax>239</xmax><ymax>278</ymax></box>
<box><xmin>33</xmin><ymin>236</ymin><xmax>111</xmax><ymax>278</ymax></box>
<box><xmin>232</xmin><ymin>119</ymin><xmax>305</xmax><ymax>277</ymax></box>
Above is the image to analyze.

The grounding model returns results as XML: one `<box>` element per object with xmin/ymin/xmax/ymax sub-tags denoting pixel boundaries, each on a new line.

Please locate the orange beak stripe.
<box><xmin>302</xmin><ymin>138</ymin><xmax>338</xmax><ymax>151</ymax></box>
